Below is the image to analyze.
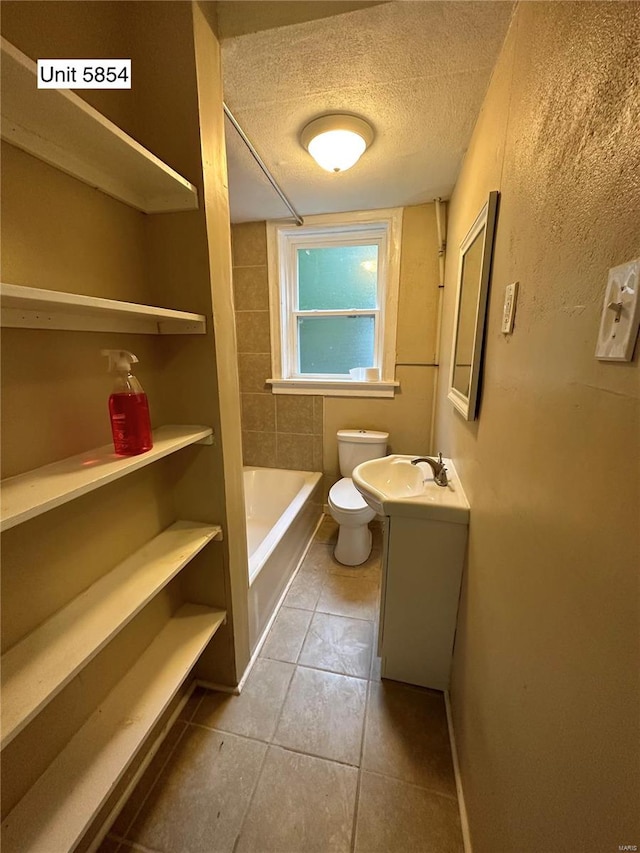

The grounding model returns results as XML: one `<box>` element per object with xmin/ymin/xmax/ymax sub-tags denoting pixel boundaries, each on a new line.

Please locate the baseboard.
<box><xmin>444</xmin><ymin>690</ymin><xmax>473</xmax><ymax>853</ymax></box>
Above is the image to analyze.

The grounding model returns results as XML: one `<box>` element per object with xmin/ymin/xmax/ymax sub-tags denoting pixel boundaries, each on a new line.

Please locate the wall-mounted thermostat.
<box><xmin>501</xmin><ymin>282</ymin><xmax>518</xmax><ymax>334</ymax></box>
<box><xmin>595</xmin><ymin>258</ymin><xmax>640</xmax><ymax>361</ymax></box>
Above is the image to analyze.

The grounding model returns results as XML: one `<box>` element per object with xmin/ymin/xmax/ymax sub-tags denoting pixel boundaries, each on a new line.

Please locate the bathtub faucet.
<box><xmin>411</xmin><ymin>453</ymin><xmax>448</xmax><ymax>487</ymax></box>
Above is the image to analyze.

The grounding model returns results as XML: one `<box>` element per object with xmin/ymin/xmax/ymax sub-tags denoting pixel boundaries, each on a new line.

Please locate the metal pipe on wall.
<box><xmin>223</xmin><ymin>103</ymin><xmax>304</xmax><ymax>226</ymax></box>
<box><xmin>430</xmin><ymin>197</ymin><xmax>447</xmax><ymax>453</ymax></box>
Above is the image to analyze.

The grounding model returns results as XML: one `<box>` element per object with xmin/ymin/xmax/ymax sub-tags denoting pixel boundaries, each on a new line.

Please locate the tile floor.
<box><xmin>101</xmin><ymin>518</ymin><xmax>464</xmax><ymax>853</ymax></box>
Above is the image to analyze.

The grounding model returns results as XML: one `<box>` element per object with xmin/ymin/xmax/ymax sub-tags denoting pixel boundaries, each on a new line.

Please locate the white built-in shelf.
<box><xmin>1</xmin><ymin>520</ymin><xmax>223</xmax><ymax>750</ymax></box>
<box><xmin>0</xmin><ymin>37</ymin><xmax>198</xmax><ymax>213</ymax></box>
<box><xmin>1</xmin><ymin>603</ymin><xmax>226</xmax><ymax>853</ymax></box>
<box><xmin>0</xmin><ymin>283</ymin><xmax>207</xmax><ymax>335</ymax></box>
<box><xmin>0</xmin><ymin>425</ymin><xmax>214</xmax><ymax>532</ymax></box>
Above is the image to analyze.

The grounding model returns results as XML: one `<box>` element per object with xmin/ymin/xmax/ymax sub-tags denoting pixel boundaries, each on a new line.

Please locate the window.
<box><xmin>266</xmin><ymin>209</ymin><xmax>402</xmax><ymax>397</ymax></box>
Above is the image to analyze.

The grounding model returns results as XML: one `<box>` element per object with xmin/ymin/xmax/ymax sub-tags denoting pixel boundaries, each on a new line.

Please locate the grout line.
<box><xmin>360</xmin><ymin>767</ymin><xmax>460</xmax><ymax>803</ymax></box>
<box><xmin>266</xmin><ymin>741</ymin><xmax>363</xmax><ymax>771</ymax></box>
<box><xmin>231</xmin><ymin>263</ymin><xmax>267</xmax><ymax>269</ymax></box>
<box><xmin>230</xmin><ymin>729</ymin><xmax>271</xmax><ymax>853</ymax></box>
<box><xmin>189</xmin><ymin>718</ymin><xmax>364</xmax><ymax>772</ymax></box>
<box><xmin>294</xmin><ymin>660</ymin><xmax>372</xmax><ymax>683</ymax></box>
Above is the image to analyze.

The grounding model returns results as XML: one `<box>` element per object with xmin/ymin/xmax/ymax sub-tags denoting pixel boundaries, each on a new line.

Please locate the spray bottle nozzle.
<box><xmin>102</xmin><ymin>349</ymin><xmax>139</xmax><ymax>373</ymax></box>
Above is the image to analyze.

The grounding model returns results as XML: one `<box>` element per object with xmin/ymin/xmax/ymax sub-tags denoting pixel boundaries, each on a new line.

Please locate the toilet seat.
<box><xmin>328</xmin><ymin>477</ymin><xmax>368</xmax><ymax>513</ymax></box>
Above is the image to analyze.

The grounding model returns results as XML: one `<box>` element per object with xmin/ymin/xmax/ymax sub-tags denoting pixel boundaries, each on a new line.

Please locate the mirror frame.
<box><xmin>448</xmin><ymin>191</ymin><xmax>499</xmax><ymax>421</ymax></box>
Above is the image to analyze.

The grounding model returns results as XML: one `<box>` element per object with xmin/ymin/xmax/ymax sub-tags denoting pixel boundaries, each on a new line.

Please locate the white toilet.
<box><xmin>328</xmin><ymin>429</ymin><xmax>389</xmax><ymax>566</ymax></box>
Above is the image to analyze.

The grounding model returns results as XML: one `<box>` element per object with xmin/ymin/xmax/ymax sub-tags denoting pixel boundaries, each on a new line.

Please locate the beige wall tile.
<box><xmin>231</xmin><ymin>221</ymin><xmax>267</xmax><ymax>266</ymax></box>
<box><xmin>235</xmin><ymin>310</ymin><xmax>271</xmax><ymax>354</ymax></box>
<box><xmin>241</xmin><ymin>392</ymin><xmax>275</xmax><ymax>432</ymax></box>
<box><xmin>313</xmin><ymin>435</ymin><xmax>323</xmax><ymax>472</ymax></box>
<box><xmin>313</xmin><ymin>396</ymin><xmax>324</xmax><ymax>435</ymax></box>
<box><xmin>242</xmin><ymin>430</ymin><xmax>276</xmax><ymax>468</ymax></box>
<box><xmin>233</xmin><ymin>265</ymin><xmax>269</xmax><ymax>311</ymax></box>
<box><xmin>238</xmin><ymin>353</ymin><xmax>271</xmax><ymax>394</ymax></box>
<box><xmin>276</xmin><ymin>432</ymin><xmax>315</xmax><ymax>470</ymax></box>
<box><xmin>275</xmin><ymin>395</ymin><xmax>314</xmax><ymax>434</ymax></box>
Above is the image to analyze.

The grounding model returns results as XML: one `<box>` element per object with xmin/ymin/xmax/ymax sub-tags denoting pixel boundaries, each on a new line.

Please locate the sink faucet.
<box><xmin>411</xmin><ymin>452</ymin><xmax>449</xmax><ymax>487</ymax></box>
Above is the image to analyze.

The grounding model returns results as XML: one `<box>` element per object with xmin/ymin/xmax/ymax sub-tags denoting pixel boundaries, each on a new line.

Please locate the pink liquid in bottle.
<box><xmin>108</xmin><ymin>392</ymin><xmax>153</xmax><ymax>456</ymax></box>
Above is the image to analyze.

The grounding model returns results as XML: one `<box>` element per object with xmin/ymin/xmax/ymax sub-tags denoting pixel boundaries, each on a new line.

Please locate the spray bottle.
<box><xmin>102</xmin><ymin>350</ymin><xmax>153</xmax><ymax>456</ymax></box>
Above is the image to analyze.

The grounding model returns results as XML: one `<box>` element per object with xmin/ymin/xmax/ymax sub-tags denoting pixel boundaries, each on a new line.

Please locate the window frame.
<box><xmin>266</xmin><ymin>208</ymin><xmax>403</xmax><ymax>397</ymax></box>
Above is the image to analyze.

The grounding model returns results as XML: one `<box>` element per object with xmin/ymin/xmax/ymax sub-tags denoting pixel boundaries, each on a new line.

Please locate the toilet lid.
<box><xmin>329</xmin><ymin>478</ymin><xmax>368</xmax><ymax>512</ymax></box>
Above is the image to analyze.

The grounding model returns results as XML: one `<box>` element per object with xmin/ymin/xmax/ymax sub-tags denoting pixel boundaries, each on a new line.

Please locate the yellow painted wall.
<box><xmin>434</xmin><ymin>4</ymin><xmax>640</xmax><ymax>850</ymax></box>
<box><xmin>0</xmin><ymin>0</ymin><xmax>248</xmax><ymax>827</ymax></box>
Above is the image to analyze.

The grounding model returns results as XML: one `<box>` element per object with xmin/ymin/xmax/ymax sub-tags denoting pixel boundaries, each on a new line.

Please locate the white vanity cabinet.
<box><xmin>378</xmin><ymin>511</ymin><xmax>469</xmax><ymax>690</ymax></box>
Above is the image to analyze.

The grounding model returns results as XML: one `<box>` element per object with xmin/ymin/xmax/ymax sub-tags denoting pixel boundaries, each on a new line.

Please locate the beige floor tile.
<box><xmin>194</xmin><ymin>659</ymin><xmax>295</xmax><ymax>741</ymax></box>
<box><xmin>126</xmin><ymin>726</ymin><xmax>266</xmax><ymax>853</ymax></box>
<box><xmin>298</xmin><ymin>542</ymin><xmax>336</xmax><ymax>575</ymax></box>
<box><xmin>283</xmin><ymin>570</ymin><xmax>326</xmax><ymax>610</ymax></box>
<box><xmin>328</xmin><ymin>545</ymin><xmax>382</xmax><ymax>581</ymax></box>
<box><xmin>314</xmin><ymin>516</ymin><xmax>339</xmax><ymax>543</ymax></box>
<box><xmin>111</xmin><ymin>720</ymin><xmax>188</xmax><ymax>837</ymax></box>
<box><xmin>273</xmin><ymin>666</ymin><xmax>367</xmax><ymax>765</ymax></box>
<box><xmin>260</xmin><ymin>606</ymin><xmax>313</xmax><ymax>663</ymax></box>
<box><xmin>354</xmin><ymin>771</ymin><xmax>464</xmax><ymax>852</ymax></box>
<box><xmin>235</xmin><ymin>745</ymin><xmax>357</xmax><ymax>853</ymax></box>
<box><xmin>362</xmin><ymin>681</ymin><xmax>457</xmax><ymax>797</ymax></box>
<box><xmin>316</xmin><ymin>574</ymin><xmax>380</xmax><ymax>621</ymax></box>
<box><xmin>299</xmin><ymin>612</ymin><xmax>373</xmax><ymax>678</ymax></box>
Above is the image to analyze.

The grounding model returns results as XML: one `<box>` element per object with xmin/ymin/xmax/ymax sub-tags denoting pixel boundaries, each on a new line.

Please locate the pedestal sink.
<box><xmin>352</xmin><ymin>454</ymin><xmax>470</xmax><ymax>691</ymax></box>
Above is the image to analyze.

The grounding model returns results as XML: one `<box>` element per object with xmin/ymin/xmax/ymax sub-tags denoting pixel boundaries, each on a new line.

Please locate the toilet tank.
<box><xmin>337</xmin><ymin>429</ymin><xmax>389</xmax><ymax>477</ymax></box>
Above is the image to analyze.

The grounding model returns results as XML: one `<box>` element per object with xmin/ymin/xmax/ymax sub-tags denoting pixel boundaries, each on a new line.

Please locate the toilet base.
<box><xmin>334</xmin><ymin>524</ymin><xmax>372</xmax><ymax>566</ymax></box>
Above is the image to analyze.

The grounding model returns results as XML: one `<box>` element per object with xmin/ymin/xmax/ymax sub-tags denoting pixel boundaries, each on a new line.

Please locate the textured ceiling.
<box><xmin>221</xmin><ymin>1</ymin><xmax>514</xmax><ymax>223</ymax></box>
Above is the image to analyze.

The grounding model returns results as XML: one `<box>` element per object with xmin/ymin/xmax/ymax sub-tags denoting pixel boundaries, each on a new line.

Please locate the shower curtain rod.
<box><xmin>223</xmin><ymin>103</ymin><xmax>304</xmax><ymax>226</ymax></box>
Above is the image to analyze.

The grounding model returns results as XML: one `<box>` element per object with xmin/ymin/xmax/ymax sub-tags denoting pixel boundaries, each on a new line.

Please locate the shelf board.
<box><xmin>0</xmin><ymin>425</ymin><xmax>214</xmax><ymax>532</ymax></box>
<box><xmin>0</xmin><ymin>283</ymin><xmax>207</xmax><ymax>335</ymax></box>
<box><xmin>1</xmin><ymin>603</ymin><xmax>226</xmax><ymax>853</ymax></box>
<box><xmin>0</xmin><ymin>37</ymin><xmax>198</xmax><ymax>213</ymax></box>
<box><xmin>1</xmin><ymin>520</ymin><xmax>223</xmax><ymax>750</ymax></box>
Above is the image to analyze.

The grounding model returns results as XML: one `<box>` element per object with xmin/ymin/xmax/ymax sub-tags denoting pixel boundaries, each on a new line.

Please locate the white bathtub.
<box><xmin>245</xmin><ymin>466</ymin><xmax>322</xmax><ymax>650</ymax></box>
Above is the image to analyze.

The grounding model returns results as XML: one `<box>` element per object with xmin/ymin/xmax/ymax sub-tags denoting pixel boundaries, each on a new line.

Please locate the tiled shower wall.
<box><xmin>232</xmin><ymin>222</ymin><xmax>324</xmax><ymax>471</ymax></box>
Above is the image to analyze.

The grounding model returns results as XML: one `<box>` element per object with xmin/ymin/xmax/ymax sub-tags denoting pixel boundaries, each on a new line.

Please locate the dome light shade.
<box><xmin>301</xmin><ymin>115</ymin><xmax>374</xmax><ymax>173</ymax></box>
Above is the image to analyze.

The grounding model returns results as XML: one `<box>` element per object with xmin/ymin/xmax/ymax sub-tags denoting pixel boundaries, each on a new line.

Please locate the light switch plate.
<box><xmin>501</xmin><ymin>282</ymin><xmax>518</xmax><ymax>333</ymax></box>
<box><xmin>595</xmin><ymin>258</ymin><xmax>640</xmax><ymax>361</ymax></box>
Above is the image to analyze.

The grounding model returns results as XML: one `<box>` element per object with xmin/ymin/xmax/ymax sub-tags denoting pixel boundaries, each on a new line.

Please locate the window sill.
<box><xmin>266</xmin><ymin>378</ymin><xmax>400</xmax><ymax>398</ymax></box>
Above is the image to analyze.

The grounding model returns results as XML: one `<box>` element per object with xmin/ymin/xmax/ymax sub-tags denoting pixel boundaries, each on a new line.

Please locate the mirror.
<box><xmin>448</xmin><ymin>191</ymin><xmax>499</xmax><ymax>420</ymax></box>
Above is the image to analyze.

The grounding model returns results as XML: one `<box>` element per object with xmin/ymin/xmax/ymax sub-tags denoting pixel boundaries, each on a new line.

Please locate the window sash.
<box><xmin>292</xmin><ymin>310</ymin><xmax>380</xmax><ymax>378</ymax></box>
<box><xmin>283</xmin><ymin>228</ymin><xmax>387</xmax><ymax>379</ymax></box>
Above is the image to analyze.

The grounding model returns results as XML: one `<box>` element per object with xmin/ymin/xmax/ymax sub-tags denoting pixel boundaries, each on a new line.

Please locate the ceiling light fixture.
<box><xmin>300</xmin><ymin>114</ymin><xmax>374</xmax><ymax>173</ymax></box>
